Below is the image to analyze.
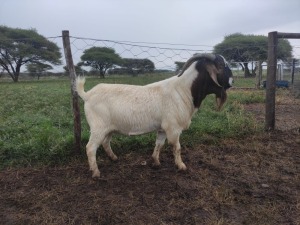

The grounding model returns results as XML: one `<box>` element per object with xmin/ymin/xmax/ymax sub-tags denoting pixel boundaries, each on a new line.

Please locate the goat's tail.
<box><xmin>75</xmin><ymin>77</ymin><xmax>88</xmax><ymax>101</ymax></box>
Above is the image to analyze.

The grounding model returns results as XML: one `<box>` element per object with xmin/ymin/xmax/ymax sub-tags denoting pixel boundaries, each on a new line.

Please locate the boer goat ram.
<box><xmin>76</xmin><ymin>53</ymin><xmax>233</xmax><ymax>178</ymax></box>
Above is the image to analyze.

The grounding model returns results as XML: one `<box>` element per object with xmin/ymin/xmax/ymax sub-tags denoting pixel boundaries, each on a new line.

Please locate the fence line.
<box><xmin>1</xmin><ymin>34</ymin><xmax>299</xmax><ymax>78</ymax></box>
<box><xmin>67</xmin><ymin>36</ymin><xmax>213</xmax><ymax>72</ymax></box>
<box><xmin>265</xmin><ymin>31</ymin><xmax>300</xmax><ymax>131</ymax></box>
<box><xmin>65</xmin><ymin>36</ymin><xmax>300</xmax><ymax>77</ymax></box>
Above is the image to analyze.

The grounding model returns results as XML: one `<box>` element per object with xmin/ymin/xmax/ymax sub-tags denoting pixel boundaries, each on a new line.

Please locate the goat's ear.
<box><xmin>206</xmin><ymin>64</ymin><xmax>222</xmax><ymax>87</ymax></box>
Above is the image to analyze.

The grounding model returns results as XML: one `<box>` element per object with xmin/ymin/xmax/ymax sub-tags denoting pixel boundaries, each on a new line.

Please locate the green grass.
<box><xmin>0</xmin><ymin>80</ymin><xmax>75</xmax><ymax>168</ymax></box>
<box><xmin>233</xmin><ymin>77</ymin><xmax>257</xmax><ymax>88</ymax></box>
<box><xmin>0</xmin><ymin>75</ymin><xmax>264</xmax><ymax>169</ymax></box>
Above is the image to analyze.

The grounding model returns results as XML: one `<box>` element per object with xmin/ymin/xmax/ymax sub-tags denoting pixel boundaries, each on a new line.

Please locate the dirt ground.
<box><xmin>1</xmin><ymin>91</ymin><xmax>300</xmax><ymax>225</ymax></box>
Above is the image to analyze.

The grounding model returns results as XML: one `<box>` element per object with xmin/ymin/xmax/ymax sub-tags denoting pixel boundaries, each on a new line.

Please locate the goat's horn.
<box><xmin>177</xmin><ymin>53</ymin><xmax>216</xmax><ymax>77</ymax></box>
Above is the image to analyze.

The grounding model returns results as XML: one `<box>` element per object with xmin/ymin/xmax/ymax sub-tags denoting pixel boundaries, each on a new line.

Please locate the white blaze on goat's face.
<box><xmin>229</xmin><ymin>77</ymin><xmax>233</xmax><ymax>86</ymax></box>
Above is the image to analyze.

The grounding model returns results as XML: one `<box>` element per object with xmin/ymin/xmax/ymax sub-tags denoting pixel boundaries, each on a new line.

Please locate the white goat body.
<box><xmin>77</xmin><ymin>75</ymin><xmax>195</xmax><ymax>134</ymax></box>
<box><xmin>76</xmin><ymin>54</ymin><xmax>231</xmax><ymax>178</ymax></box>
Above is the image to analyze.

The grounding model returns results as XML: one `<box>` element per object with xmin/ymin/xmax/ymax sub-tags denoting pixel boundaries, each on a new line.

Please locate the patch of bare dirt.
<box><xmin>244</xmin><ymin>90</ymin><xmax>300</xmax><ymax>131</ymax></box>
<box><xmin>1</xmin><ymin>91</ymin><xmax>299</xmax><ymax>225</ymax></box>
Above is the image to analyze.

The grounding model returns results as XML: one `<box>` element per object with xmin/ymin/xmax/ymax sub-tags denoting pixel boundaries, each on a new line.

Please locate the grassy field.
<box><xmin>0</xmin><ymin>74</ymin><xmax>264</xmax><ymax>169</ymax></box>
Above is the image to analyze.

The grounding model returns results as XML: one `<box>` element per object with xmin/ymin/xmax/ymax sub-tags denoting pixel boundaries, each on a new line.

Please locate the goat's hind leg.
<box><xmin>152</xmin><ymin>130</ymin><xmax>166</xmax><ymax>167</ymax></box>
<box><xmin>102</xmin><ymin>133</ymin><xmax>118</xmax><ymax>161</ymax></box>
<box><xmin>86</xmin><ymin>131</ymin><xmax>106</xmax><ymax>178</ymax></box>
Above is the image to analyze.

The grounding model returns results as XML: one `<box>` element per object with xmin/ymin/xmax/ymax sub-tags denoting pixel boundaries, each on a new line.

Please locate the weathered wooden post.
<box><xmin>265</xmin><ymin>32</ymin><xmax>300</xmax><ymax>130</ymax></box>
<box><xmin>265</xmin><ymin>31</ymin><xmax>277</xmax><ymax>131</ymax></box>
<box><xmin>291</xmin><ymin>58</ymin><xmax>296</xmax><ymax>85</ymax></box>
<box><xmin>256</xmin><ymin>60</ymin><xmax>263</xmax><ymax>89</ymax></box>
<box><xmin>292</xmin><ymin>58</ymin><xmax>300</xmax><ymax>98</ymax></box>
<box><xmin>62</xmin><ymin>30</ymin><xmax>82</xmax><ymax>154</ymax></box>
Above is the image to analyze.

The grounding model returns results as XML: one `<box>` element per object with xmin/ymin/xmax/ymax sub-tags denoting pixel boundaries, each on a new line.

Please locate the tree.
<box><xmin>174</xmin><ymin>61</ymin><xmax>185</xmax><ymax>72</ymax></box>
<box><xmin>80</xmin><ymin>47</ymin><xmax>122</xmax><ymax>78</ymax></box>
<box><xmin>0</xmin><ymin>26</ymin><xmax>61</xmax><ymax>82</ymax></box>
<box><xmin>214</xmin><ymin>33</ymin><xmax>292</xmax><ymax>77</ymax></box>
<box><xmin>122</xmin><ymin>58</ymin><xmax>155</xmax><ymax>76</ymax></box>
<box><xmin>26</xmin><ymin>62</ymin><xmax>53</xmax><ymax>80</ymax></box>
<box><xmin>63</xmin><ymin>63</ymin><xmax>85</xmax><ymax>75</ymax></box>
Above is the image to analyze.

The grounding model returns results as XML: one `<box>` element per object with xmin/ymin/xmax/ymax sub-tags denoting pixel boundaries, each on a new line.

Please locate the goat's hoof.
<box><xmin>92</xmin><ymin>170</ymin><xmax>101</xmax><ymax>179</ymax></box>
<box><xmin>178</xmin><ymin>163</ymin><xmax>187</xmax><ymax>171</ymax></box>
<box><xmin>152</xmin><ymin>162</ymin><xmax>161</xmax><ymax>169</ymax></box>
<box><xmin>111</xmin><ymin>155</ymin><xmax>118</xmax><ymax>161</ymax></box>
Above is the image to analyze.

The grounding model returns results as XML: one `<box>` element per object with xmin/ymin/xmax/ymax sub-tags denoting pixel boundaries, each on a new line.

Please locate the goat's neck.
<box><xmin>173</xmin><ymin>76</ymin><xmax>196</xmax><ymax>115</ymax></box>
<box><xmin>177</xmin><ymin>65</ymin><xmax>208</xmax><ymax>110</ymax></box>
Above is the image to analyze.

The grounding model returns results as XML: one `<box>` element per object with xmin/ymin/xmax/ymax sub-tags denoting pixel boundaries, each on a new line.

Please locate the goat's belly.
<box><xmin>110</xmin><ymin>107</ymin><xmax>162</xmax><ymax>136</ymax></box>
<box><xmin>117</xmin><ymin>122</ymin><xmax>160</xmax><ymax>136</ymax></box>
<box><xmin>128</xmin><ymin>127</ymin><xmax>156</xmax><ymax>136</ymax></box>
<box><xmin>128</xmin><ymin>131</ymin><xmax>152</xmax><ymax>136</ymax></box>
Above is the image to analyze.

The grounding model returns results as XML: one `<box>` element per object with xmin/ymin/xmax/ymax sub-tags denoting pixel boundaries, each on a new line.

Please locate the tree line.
<box><xmin>78</xmin><ymin>47</ymin><xmax>155</xmax><ymax>78</ymax></box>
<box><xmin>0</xmin><ymin>26</ymin><xmax>294</xmax><ymax>82</ymax></box>
<box><xmin>64</xmin><ymin>48</ymin><xmax>156</xmax><ymax>78</ymax></box>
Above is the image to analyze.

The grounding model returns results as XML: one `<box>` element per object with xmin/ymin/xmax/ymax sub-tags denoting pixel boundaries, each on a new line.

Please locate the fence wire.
<box><xmin>0</xmin><ymin>35</ymin><xmax>299</xmax><ymax>81</ymax></box>
<box><xmin>68</xmin><ymin>36</ymin><xmax>214</xmax><ymax>72</ymax></box>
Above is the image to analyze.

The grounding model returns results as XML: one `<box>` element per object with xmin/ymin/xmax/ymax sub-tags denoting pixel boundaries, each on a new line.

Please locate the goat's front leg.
<box><xmin>166</xmin><ymin>130</ymin><xmax>187</xmax><ymax>171</ymax></box>
<box><xmin>152</xmin><ymin>130</ymin><xmax>166</xmax><ymax>167</ymax></box>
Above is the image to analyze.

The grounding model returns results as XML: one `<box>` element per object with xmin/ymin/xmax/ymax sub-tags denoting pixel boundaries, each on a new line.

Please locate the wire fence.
<box><xmin>1</xmin><ymin>34</ymin><xmax>299</xmax><ymax>83</ymax></box>
<box><xmin>68</xmin><ymin>36</ymin><xmax>214</xmax><ymax>73</ymax></box>
<box><xmin>63</xmin><ymin>36</ymin><xmax>300</xmax><ymax>80</ymax></box>
<box><xmin>33</xmin><ymin>36</ymin><xmax>300</xmax><ymax>84</ymax></box>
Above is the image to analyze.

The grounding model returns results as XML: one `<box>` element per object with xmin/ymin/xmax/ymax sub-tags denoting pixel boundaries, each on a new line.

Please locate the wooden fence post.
<box><xmin>264</xmin><ymin>32</ymin><xmax>300</xmax><ymax>130</ymax></box>
<box><xmin>265</xmin><ymin>31</ymin><xmax>277</xmax><ymax>131</ymax></box>
<box><xmin>256</xmin><ymin>60</ymin><xmax>262</xmax><ymax>89</ymax></box>
<box><xmin>62</xmin><ymin>30</ymin><xmax>82</xmax><ymax>154</ymax></box>
<box><xmin>291</xmin><ymin>58</ymin><xmax>296</xmax><ymax>85</ymax></box>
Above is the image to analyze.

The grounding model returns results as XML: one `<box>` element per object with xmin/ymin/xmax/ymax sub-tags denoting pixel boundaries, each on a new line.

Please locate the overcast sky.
<box><xmin>1</xmin><ymin>0</ymin><xmax>300</xmax><ymax>62</ymax></box>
